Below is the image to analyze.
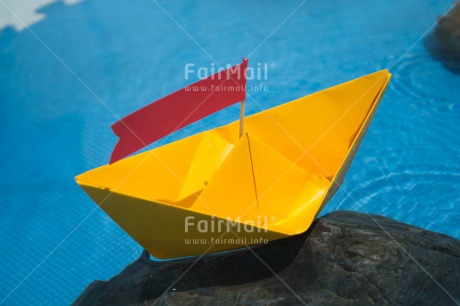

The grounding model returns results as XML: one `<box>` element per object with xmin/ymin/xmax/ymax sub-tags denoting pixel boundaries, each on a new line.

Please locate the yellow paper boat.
<box><xmin>76</xmin><ymin>70</ymin><xmax>391</xmax><ymax>259</ymax></box>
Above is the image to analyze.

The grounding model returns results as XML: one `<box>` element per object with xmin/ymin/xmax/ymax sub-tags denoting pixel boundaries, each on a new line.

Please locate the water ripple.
<box><xmin>391</xmin><ymin>54</ymin><xmax>460</xmax><ymax>112</ymax></box>
<box><xmin>334</xmin><ymin>169</ymin><xmax>460</xmax><ymax>238</ymax></box>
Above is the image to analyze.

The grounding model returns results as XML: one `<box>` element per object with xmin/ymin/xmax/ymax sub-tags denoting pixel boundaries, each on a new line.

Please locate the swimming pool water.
<box><xmin>1</xmin><ymin>0</ymin><xmax>459</xmax><ymax>304</ymax></box>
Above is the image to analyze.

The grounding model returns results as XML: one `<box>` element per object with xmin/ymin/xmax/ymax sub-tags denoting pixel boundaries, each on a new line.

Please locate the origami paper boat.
<box><xmin>75</xmin><ymin>69</ymin><xmax>391</xmax><ymax>259</ymax></box>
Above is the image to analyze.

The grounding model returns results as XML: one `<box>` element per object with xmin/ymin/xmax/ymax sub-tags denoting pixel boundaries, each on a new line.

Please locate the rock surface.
<box><xmin>426</xmin><ymin>1</ymin><xmax>460</xmax><ymax>73</ymax></box>
<box><xmin>73</xmin><ymin>211</ymin><xmax>460</xmax><ymax>305</ymax></box>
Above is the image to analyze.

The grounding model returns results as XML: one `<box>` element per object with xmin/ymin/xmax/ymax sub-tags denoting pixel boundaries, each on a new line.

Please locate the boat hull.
<box><xmin>79</xmin><ymin>184</ymin><xmax>287</xmax><ymax>259</ymax></box>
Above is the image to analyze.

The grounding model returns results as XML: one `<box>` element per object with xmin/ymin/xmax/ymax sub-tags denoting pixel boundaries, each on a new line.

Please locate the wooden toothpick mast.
<box><xmin>239</xmin><ymin>99</ymin><xmax>245</xmax><ymax>138</ymax></box>
<box><xmin>239</xmin><ymin>58</ymin><xmax>248</xmax><ymax>139</ymax></box>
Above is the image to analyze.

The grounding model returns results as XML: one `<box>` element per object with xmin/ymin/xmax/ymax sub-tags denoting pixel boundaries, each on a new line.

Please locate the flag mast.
<box><xmin>239</xmin><ymin>58</ymin><xmax>248</xmax><ymax>139</ymax></box>
<box><xmin>239</xmin><ymin>99</ymin><xmax>245</xmax><ymax>138</ymax></box>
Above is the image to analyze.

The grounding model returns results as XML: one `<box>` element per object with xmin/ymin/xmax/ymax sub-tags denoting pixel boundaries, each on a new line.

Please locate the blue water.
<box><xmin>1</xmin><ymin>0</ymin><xmax>459</xmax><ymax>304</ymax></box>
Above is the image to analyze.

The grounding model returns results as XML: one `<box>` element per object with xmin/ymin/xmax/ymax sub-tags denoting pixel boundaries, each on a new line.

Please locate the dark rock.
<box><xmin>425</xmin><ymin>2</ymin><xmax>460</xmax><ymax>73</ymax></box>
<box><xmin>73</xmin><ymin>211</ymin><xmax>460</xmax><ymax>305</ymax></box>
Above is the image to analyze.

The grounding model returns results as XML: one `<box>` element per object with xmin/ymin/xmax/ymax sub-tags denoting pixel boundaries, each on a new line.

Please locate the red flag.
<box><xmin>110</xmin><ymin>59</ymin><xmax>248</xmax><ymax>164</ymax></box>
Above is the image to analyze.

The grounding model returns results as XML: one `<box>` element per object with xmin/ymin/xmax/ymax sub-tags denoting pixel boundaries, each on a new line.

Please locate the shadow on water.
<box><xmin>424</xmin><ymin>3</ymin><xmax>460</xmax><ymax>74</ymax></box>
<box><xmin>424</xmin><ymin>34</ymin><xmax>460</xmax><ymax>74</ymax></box>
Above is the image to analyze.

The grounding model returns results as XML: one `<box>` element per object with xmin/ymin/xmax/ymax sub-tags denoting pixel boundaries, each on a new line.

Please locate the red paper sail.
<box><xmin>110</xmin><ymin>59</ymin><xmax>248</xmax><ymax>164</ymax></box>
